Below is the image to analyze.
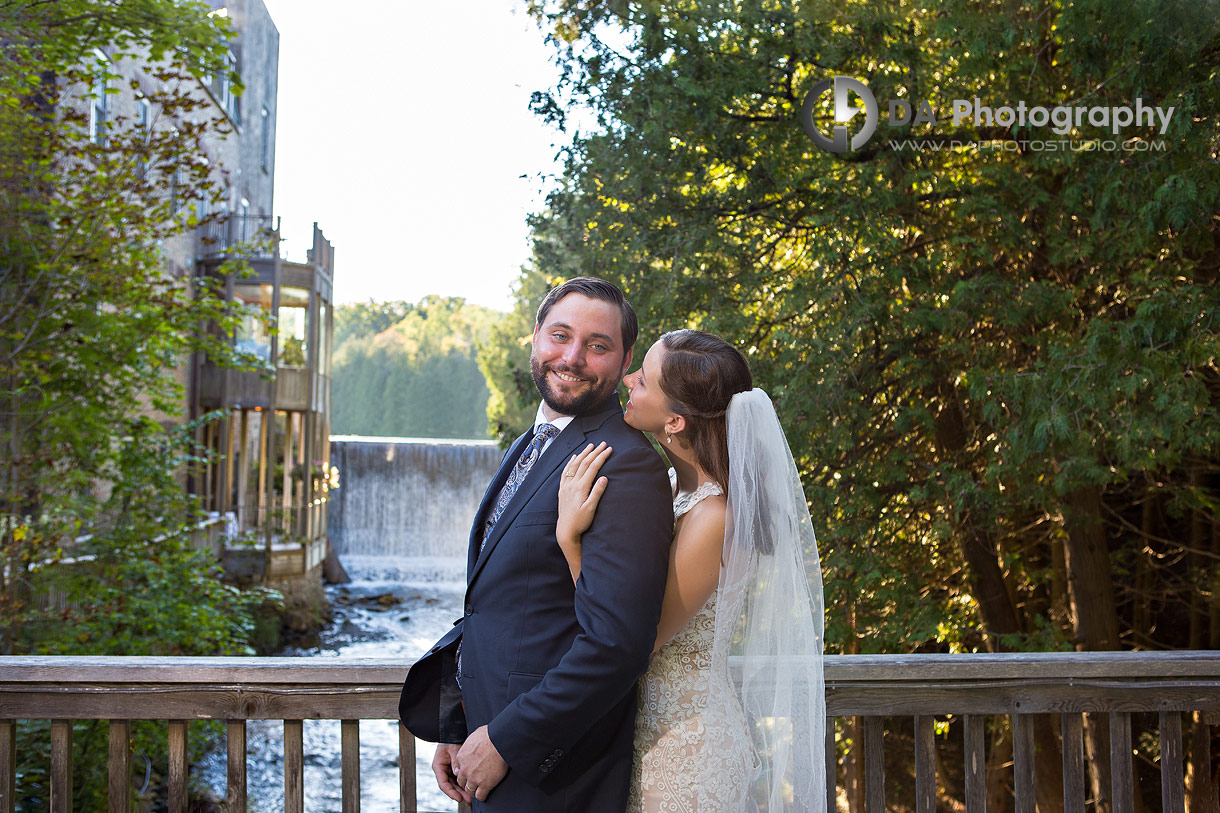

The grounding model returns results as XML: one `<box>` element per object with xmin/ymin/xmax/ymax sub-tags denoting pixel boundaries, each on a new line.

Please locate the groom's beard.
<box><xmin>531</xmin><ymin>355</ymin><xmax>619</xmax><ymax>417</ymax></box>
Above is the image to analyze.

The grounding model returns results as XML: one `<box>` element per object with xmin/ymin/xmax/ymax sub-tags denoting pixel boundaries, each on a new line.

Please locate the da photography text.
<box><xmin>801</xmin><ymin>75</ymin><xmax>1176</xmax><ymax>154</ymax></box>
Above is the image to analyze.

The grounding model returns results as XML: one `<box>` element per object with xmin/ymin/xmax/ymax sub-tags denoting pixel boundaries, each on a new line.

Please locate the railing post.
<box><xmin>1013</xmin><ymin>714</ymin><xmax>1035</xmax><ymax>813</ymax></box>
<box><xmin>285</xmin><ymin>720</ymin><xmax>304</xmax><ymax>813</ymax></box>
<box><xmin>108</xmin><ymin>720</ymin><xmax>130</xmax><ymax>812</ymax></box>
<box><xmin>0</xmin><ymin>720</ymin><xmax>14</xmax><ymax>813</ymax></box>
<box><xmin>1062</xmin><ymin>713</ymin><xmax>1086</xmax><ymax>813</ymax></box>
<box><xmin>168</xmin><ymin>721</ymin><xmax>188</xmax><ymax>813</ymax></box>
<box><xmin>342</xmin><ymin>719</ymin><xmax>360</xmax><ymax>813</ymax></box>
<box><xmin>863</xmin><ymin>716</ymin><xmax>885</xmax><ymax>813</ymax></box>
<box><xmin>915</xmin><ymin>715</ymin><xmax>935</xmax><ymax>813</ymax></box>
<box><xmin>50</xmin><ymin>720</ymin><xmax>71</xmax><ymax>813</ymax></box>
<box><xmin>1110</xmin><ymin>712</ymin><xmax>1134</xmax><ymax>813</ymax></box>
<box><xmin>826</xmin><ymin>720</ymin><xmax>837</xmax><ymax>813</ymax></box>
<box><xmin>963</xmin><ymin>715</ymin><xmax>986</xmax><ymax>813</ymax></box>
<box><xmin>398</xmin><ymin>725</ymin><xmax>416</xmax><ymax>813</ymax></box>
<box><xmin>227</xmin><ymin>719</ymin><xmax>247</xmax><ymax>812</ymax></box>
<box><xmin>1159</xmin><ymin>711</ymin><xmax>1185</xmax><ymax>813</ymax></box>
<box><xmin>845</xmin><ymin>716</ymin><xmax>864</xmax><ymax>812</ymax></box>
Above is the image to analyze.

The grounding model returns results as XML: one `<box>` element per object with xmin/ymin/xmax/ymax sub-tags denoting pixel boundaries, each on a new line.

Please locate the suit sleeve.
<box><xmin>485</xmin><ymin>443</ymin><xmax>672</xmax><ymax>785</ymax></box>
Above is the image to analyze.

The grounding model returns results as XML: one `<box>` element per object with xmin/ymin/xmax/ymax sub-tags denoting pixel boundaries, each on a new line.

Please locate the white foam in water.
<box><xmin>341</xmin><ymin>554</ymin><xmax>468</xmax><ymax>589</ymax></box>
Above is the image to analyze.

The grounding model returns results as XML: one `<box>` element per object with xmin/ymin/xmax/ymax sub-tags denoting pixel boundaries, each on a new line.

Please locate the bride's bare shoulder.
<box><xmin>674</xmin><ymin>494</ymin><xmax>727</xmax><ymax>546</ymax></box>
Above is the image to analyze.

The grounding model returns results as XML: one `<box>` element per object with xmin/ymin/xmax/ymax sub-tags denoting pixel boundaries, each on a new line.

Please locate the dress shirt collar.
<box><xmin>533</xmin><ymin>403</ymin><xmax>575</xmax><ymax>434</ymax></box>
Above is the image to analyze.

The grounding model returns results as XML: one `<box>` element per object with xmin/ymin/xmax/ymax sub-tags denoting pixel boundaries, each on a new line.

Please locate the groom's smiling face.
<box><xmin>531</xmin><ymin>293</ymin><xmax>632</xmax><ymax>417</ymax></box>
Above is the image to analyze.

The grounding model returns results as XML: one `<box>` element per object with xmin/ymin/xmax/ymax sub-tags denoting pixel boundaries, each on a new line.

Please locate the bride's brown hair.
<box><xmin>658</xmin><ymin>330</ymin><xmax>752</xmax><ymax>492</ymax></box>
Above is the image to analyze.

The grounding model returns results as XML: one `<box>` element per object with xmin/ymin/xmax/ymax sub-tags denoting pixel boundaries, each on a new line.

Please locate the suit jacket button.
<box><xmin>464</xmin><ymin>603</ymin><xmax>473</xmax><ymax>616</ymax></box>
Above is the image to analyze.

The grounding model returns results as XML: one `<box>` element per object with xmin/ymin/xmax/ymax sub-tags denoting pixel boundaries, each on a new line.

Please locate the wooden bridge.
<box><xmin>0</xmin><ymin>651</ymin><xmax>1216</xmax><ymax>812</ymax></box>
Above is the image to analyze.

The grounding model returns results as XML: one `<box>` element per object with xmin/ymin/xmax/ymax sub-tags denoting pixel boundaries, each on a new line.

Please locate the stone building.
<box><xmin>78</xmin><ymin>0</ymin><xmax>335</xmax><ymax>586</ymax></box>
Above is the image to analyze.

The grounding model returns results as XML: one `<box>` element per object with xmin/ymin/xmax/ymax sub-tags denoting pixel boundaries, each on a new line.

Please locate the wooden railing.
<box><xmin>0</xmin><ymin>652</ymin><xmax>1216</xmax><ymax>812</ymax></box>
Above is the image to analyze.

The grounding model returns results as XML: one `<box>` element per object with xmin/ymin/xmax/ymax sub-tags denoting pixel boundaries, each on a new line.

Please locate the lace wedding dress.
<box><xmin>626</xmin><ymin>481</ymin><xmax>759</xmax><ymax>813</ymax></box>
<box><xmin>624</xmin><ymin>390</ymin><xmax>826</xmax><ymax>812</ymax></box>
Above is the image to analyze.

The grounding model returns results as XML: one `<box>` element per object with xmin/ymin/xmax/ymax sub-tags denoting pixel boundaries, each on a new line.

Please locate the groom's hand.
<box><xmin>432</xmin><ymin>743</ymin><xmax>471</xmax><ymax>804</ymax></box>
<box><xmin>454</xmin><ymin>725</ymin><xmax>509</xmax><ymax>802</ymax></box>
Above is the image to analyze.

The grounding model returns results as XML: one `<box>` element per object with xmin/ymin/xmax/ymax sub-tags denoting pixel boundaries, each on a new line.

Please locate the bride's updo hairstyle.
<box><xmin>658</xmin><ymin>329</ymin><xmax>752</xmax><ymax>491</ymax></box>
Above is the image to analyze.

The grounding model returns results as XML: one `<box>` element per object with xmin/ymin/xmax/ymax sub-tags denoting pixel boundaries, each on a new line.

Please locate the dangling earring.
<box><xmin>665</xmin><ymin>431</ymin><xmax>672</xmax><ymax>445</ymax></box>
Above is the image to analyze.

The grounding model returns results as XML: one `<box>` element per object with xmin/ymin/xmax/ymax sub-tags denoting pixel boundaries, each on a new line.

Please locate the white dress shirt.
<box><xmin>533</xmin><ymin>403</ymin><xmax>575</xmax><ymax>458</ymax></box>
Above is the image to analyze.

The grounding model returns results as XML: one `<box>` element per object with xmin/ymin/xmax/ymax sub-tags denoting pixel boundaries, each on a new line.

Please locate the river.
<box><xmin>197</xmin><ymin>437</ymin><xmax>503</xmax><ymax>811</ymax></box>
<box><xmin>197</xmin><ymin>555</ymin><xmax>465</xmax><ymax>812</ymax></box>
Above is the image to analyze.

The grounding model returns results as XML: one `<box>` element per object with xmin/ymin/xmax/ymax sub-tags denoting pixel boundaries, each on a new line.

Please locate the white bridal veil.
<box><xmin>709</xmin><ymin>387</ymin><xmax>827</xmax><ymax>812</ymax></box>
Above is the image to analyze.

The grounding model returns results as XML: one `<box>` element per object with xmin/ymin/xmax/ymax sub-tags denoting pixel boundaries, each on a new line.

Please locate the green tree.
<box><xmin>523</xmin><ymin>0</ymin><xmax>1220</xmax><ymax>806</ymax></box>
<box><xmin>0</xmin><ymin>0</ymin><xmax>276</xmax><ymax>806</ymax></box>
<box><xmin>0</xmin><ymin>0</ymin><xmax>267</xmax><ymax>638</ymax></box>
<box><xmin>333</xmin><ymin>299</ymin><xmax>414</xmax><ymax>347</ymax></box>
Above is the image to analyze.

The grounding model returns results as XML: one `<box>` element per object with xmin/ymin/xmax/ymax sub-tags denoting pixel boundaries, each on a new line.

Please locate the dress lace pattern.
<box><xmin>627</xmin><ymin>481</ymin><xmax>758</xmax><ymax>813</ymax></box>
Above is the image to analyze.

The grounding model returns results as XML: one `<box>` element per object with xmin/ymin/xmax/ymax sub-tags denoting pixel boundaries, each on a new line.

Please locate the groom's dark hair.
<box><xmin>535</xmin><ymin>277</ymin><xmax>639</xmax><ymax>353</ymax></box>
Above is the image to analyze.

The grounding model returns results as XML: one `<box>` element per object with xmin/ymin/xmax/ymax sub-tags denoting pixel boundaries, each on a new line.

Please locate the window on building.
<box><xmin>88</xmin><ymin>50</ymin><xmax>110</xmax><ymax>145</ymax></box>
<box><xmin>228</xmin><ymin>50</ymin><xmax>240</xmax><ymax>123</ymax></box>
<box><xmin>260</xmin><ymin>106</ymin><xmax>271</xmax><ymax>171</ymax></box>
<box><xmin>277</xmin><ymin>286</ymin><xmax>310</xmax><ymax>368</ymax></box>
<box><xmin>234</xmin><ymin>283</ymin><xmax>274</xmax><ymax>361</ymax></box>
<box><xmin>317</xmin><ymin>297</ymin><xmax>330</xmax><ymax>376</ymax></box>
<box><xmin>136</xmin><ymin>97</ymin><xmax>150</xmax><ymax>176</ymax></box>
<box><xmin>208</xmin><ymin>49</ymin><xmax>240</xmax><ymax>123</ymax></box>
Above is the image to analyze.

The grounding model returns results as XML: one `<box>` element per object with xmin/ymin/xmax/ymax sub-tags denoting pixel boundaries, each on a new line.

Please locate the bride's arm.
<box><xmin>556</xmin><ymin>442</ymin><xmax>612</xmax><ymax>581</ymax></box>
<box><xmin>651</xmin><ymin>497</ymin><xmax>725</xmax><ymax>653</ymax></box>
<box><xmin>559</xmin><ymin>447</ymin><xmax>723</xmax><ymax>655</ymax></box>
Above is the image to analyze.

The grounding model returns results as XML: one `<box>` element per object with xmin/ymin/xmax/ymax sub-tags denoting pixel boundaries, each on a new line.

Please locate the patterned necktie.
<box><xmin>480</xmin><ymin>422</ymin><xmax>561</xmax><ymax>552</ymax></box>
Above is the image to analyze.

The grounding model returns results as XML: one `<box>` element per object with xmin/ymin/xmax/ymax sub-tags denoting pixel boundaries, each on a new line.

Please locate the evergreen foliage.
<box><xmin>514</xmin><ymin>0</ymin><xmax>1220</xmax><ymax>657</ymax></box>
<box><xmin>505</xmin><ymin>2</ymin><xmax>1220</xmax><ymax>799</ymax></box>
<box><xmin>331</xmin><ymin>296</ymin><xmax>502</xmax><ymax>439</ymax></box>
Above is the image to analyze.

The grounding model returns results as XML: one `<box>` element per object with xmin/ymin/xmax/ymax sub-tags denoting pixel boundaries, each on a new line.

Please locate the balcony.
<box><xmin>0</xmin><ymin>652</ymin><xmax>1216</xmax><ymax>812</ymax></box>
<box><xmin>198</xmin><ymin>214</ymin><xmax>281</xmax><ymax>259</ymax></box>
<box><xmin>191</xmin><ymin>221</ymin><xmax>335</xmax><ymax>581</ymax></box>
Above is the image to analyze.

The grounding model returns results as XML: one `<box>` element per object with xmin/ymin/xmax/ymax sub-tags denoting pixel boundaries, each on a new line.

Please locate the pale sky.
<box><xmin>261</xmin><ymin>0</ymin><xmax>565</xmax><ymax>311</ymax></box>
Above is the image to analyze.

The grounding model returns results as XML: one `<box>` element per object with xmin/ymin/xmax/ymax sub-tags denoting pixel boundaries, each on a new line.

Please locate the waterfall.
<box><xmin>328</xmin><ymin>436</ymin><xmax>504</xmax><ymax>560</ymax></box>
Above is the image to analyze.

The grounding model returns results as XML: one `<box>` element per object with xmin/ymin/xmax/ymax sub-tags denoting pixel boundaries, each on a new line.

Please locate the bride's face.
<box><xmin>622</xmin><ymin>341</ymin><xmax>676</xmax><ymax>434</ymax></box>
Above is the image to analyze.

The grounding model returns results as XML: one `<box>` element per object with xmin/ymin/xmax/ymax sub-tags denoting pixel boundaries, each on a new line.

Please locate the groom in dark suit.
<box><xmin>399</xmin><ymin>277</ymin><xmax>673</xmax><ymax>812</ymax></box>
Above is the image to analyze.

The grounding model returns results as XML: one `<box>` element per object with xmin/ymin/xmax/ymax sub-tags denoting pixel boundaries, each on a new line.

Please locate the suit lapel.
<box><xmin>467</xmin><ymin>398</ymin><xmax>623</xmax><ymax>587</ymax></box>
<box><xmin>469</xmin><ymin>426</ymin><xmax>586</xmax><ymax>587</ymax></box>
<box><xmin>467</xmin><ymin>431</ymin><xmax>532</xmax><ymax>578</ymax></box>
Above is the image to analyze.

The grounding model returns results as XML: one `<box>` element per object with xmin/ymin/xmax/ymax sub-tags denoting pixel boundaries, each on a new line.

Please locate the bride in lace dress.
<box><xmin>557</xmin><ymin>330</ymin><xmax>826</xmax><ymax>813</ymax></box>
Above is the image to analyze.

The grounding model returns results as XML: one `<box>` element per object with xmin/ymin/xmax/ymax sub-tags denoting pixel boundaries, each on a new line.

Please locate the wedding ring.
<box><xmin>564</xmin><ymin>470</ymin><xmax>575</xmax><ymax>477</ymax></box>
<box><xmin>466</xmin><ymin>784</ymin><xmax>474</xmax><ymax>792</ymax></box>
